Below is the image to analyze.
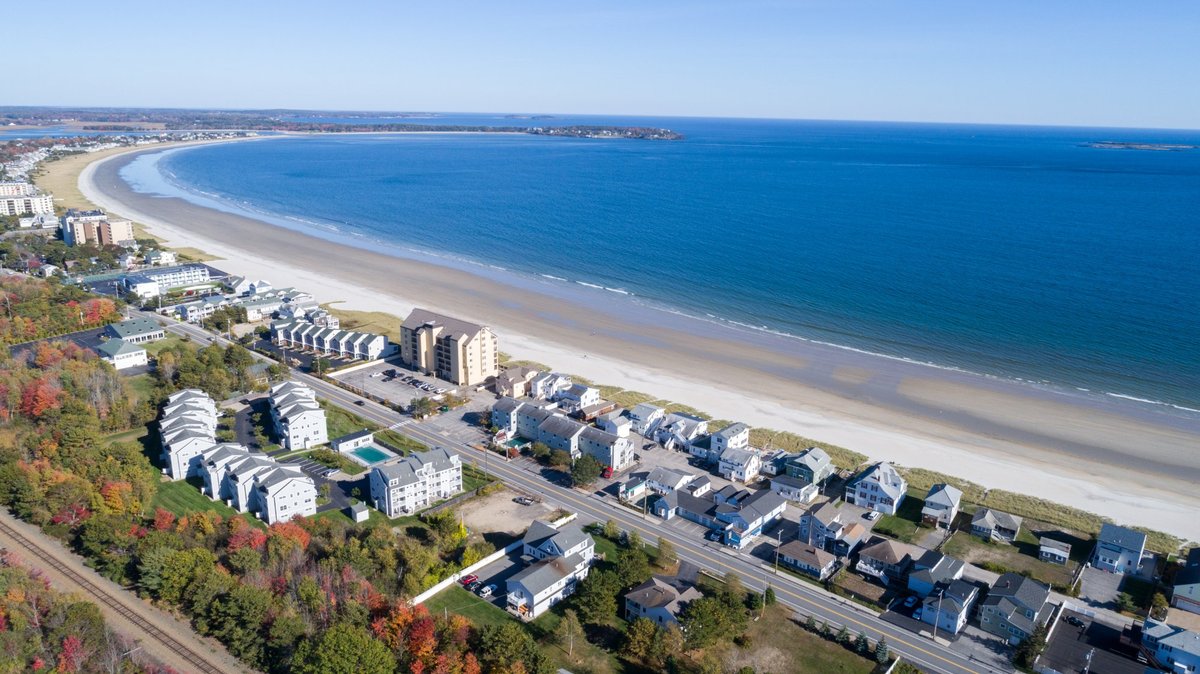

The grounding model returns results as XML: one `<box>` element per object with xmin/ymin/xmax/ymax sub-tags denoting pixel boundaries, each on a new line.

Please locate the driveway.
<box><xmin>1081</xmin><ymin>566</ymin><xmax>1124</xmax><ymax>611</ymax></box>
<box><xmin>1039</xmin><ymin>608</ymin><xmax>1143</xmax><ymax>674</ymax></box>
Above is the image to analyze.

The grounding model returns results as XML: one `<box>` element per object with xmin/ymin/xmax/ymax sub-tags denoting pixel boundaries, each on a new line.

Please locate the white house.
<box><xmin>776</xmin><ymin>541</ymin><xmax>838</xmax><ymax>580</ymax></box>
<box><xmin>269</xmin><ymin>381</ymin><xmax>328</xmax><ymax>450</ymax></box>
<box><xmin>921</xmin><ymin>483</ymin><xmax>963</xmax><ymax>529</ymax></box>
<box><xmin>494</xmin><ymin>398</ymin><xmax>634</xmax><ymax>471</ymax></box>
<box><xmin>368</xmin><ymin>447</ymin><xmax>463</xmax><ymax>517</ymax></box>
<box><xmin>770</xmin><ymin>474</ymin><xmax>819</xmax><ymax>503</ymax></box>
<box><xmin>332</xmin><ymin>429</ymin><xmax>375</xmax><ymax>453</ymax></box>
<box><xmin>529</xmin><ymin>372</ymin><xmax>573</xmax><ymax>401</ymax></box>
<box><xmin>507</xmin><ymin>520</ymin><xmax>595</xmax><ymax>620</ymax></box>
<box><xmin>711</xmin><ymin>422</ymin><xmax>750</xmax><ymax>455</ymax></box>
<box><xmin>920</xmin><ymin>580</ymin><xmax>979</xmax><ymax>636</ymax></box>
<box><xmin>718</xmin><ymin>446</ymin><xmax>762</xmax><ymax>483</ymax></box>
<box><xmin>655</xmin><ymin>413</ymin><xmax>709</xmax><ymax>451</ymax></box>
<box><xmin>555</xmin><ymin>383</ymin><xmax>600</xmax><ymax>414</ymax></box>
<box><xmin>578</xmin><ymin>426</ymin><xmax>634</xmax><ymax>473</ymax></box>
<box><xmin>629</xmin><ymin>403</ymin><xmax>665</xmax><ymax>436</ymax></box>
<box><xmin>1092</xmin><ymin>523</ymin><xmax>1147</xmax><ymax>575</ymax></box>
<box><xmin>1172</xmin><ymin>548</ymin><xmax>1200</xmax><ymax>615</ymax></box>
<box><xmin>96</xmin><ymin>338</ymin><xmax>147</xmax><ymax>371</ymax></box>
<box><xmin>646</xmin><ymin>467</ymin><xmax>700</xmax><ymax>495</ymax></box>
<box><xmin>200</xmin><ymin>443</ymin><xmax>317</xmax><ymax>523</ymax></box>
<box><xmin>105</xmin><ymin>317</ymin><xmax>165</xmax><ymax>344</ymax></box>
<box><xmin>143</xmin><ymin>249</ymin><xmax>178</xmax><ymax>266</ymax></box>
<box><xmin>844</xmin><ymin>462</ymin><xmax>907</xmax><ymax>515</ymax></box>
<box><xmin>595</xmin><ymin>410</ymin><xmax>632</xmax><ymax>438</ymax></box>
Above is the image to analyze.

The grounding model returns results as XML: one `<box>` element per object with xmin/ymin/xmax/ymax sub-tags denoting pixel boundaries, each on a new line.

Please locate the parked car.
<box><xmin>478</xmin><ymin>584</ymin><xmax>496</xmax><ymax>598</ymax></box>
<box><xmin>865</xmin><ymin>511</ymin><xmax>882</xmax><ymax>521</ymax></box>
<box><xmin>903</xmin><ymin>596</ymin><xmax>919</xmax><ymax>609</ymax></box>
<box><xmin>514</xmin><ymin>496</ymin><xmax>534</xmax><ymax>506</ymax></box>
<box><xmin>467</xmin><ymin>581</ymin><xmax>482</xmax><ymax>592</ymax></box>
<box><xmin>460</xmin><ymin>574</ymin><xmax>478</xmax><ymax>586</ymax></box>
<box><xmin>705</xmin><ymin>530</ymin><xmax>723</xmax><ymax>542</ymax></box>
<box><xmin>1065</xmin><ymin>615</ymin><xmax>1085</xmax><ymax>627</ymax></box>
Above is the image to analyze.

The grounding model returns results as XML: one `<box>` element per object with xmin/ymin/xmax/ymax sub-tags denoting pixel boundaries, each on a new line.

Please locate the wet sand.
<box><xmin>80</xmin><ymin>141</ymin><xmax>1200</xmax><ymax>540</ymax></box>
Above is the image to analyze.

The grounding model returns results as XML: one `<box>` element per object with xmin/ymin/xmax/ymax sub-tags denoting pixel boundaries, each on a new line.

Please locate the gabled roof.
<box><xmin>910</xmin><ymin>550</ymin><xmax>964</xmax><ymax>586</ymax></box>
<box><xmin>522</xmin><ymin>520</ymin><xmax>591</xmax><ymax>556</ymax></box>
<box><xmin>924</xmin><ymin>483</ymin><xmax>963</xmax><ymax>509</ymax></box>
<box><xmin>1097</xmin><ymin>523</ymin><xmax>1146</xmax><ymax>552</ymax></box>
<box><xmin>96</xmin><ymin>338</ymin><xmax>144</xmax><ymax>358</ymax></box>
<box><xmin>984</xmin><ymin>572</ymin><xmax>1050</xmax><ymax>617</ymax></box>
<box><xmin>624</xmin><ymin>577</ymin><xmax>702</xmax><ymax>614</ymax></box>
<box><xmin>972</xmin><ymin>508</ymin><xmax>1023</xmax><ymax>532</ymax></box>
<box><xmin>790</xmin><ymin>447</ymin><xmax>831</xmax><ymax>473</ymax></box>
<box><xmin>713</xmin><ymin>422</ymin><xmax>749</xmax><ymax>439</ymax></box>
<box><xmin>107</xmin><ymin>317</ymin><xmax>163</xmax><ymax>338</ymax></box>
<box><xmin>630</xmin><ymin>403</ymin><xmax>664</xmax><ymax>419</ymax></box>
<box><xmin>539</xmin><ymin>414</ymin><xmax>585</xmax><ymax>440</ymax></box>
<box><xmin>719</xmin><ymin>446</ymin><xmax>758</xmax><ymax>467</ymax></box>
<box><xmin>924</xmin><ymin>579</ymin><xmax>979</xmax><ymax>614</ymax></box>
<box><xmin>1039</xmin><ymin>538</ymin><xmax>1072</xmax><ymax>554</ymax></box>
<box><xmin>647</xmin><ymin>467</ymin><xmax>695</xmax><ymax>488</ymax></box>
<box><xmin>1144</xmin><ymin>620</ymin><xmax>1200</xmax><ymax>659</ymax></box>
<box><xmin>859</xmin><ymin>538</ymin><xmax>921</xmax><ymax>566</ymax></box>
<box><xmin>777</xmin><ymin>541</ymin><xmax>836</xmax><ymax>569</ymax></box>
<box><xmin>509</xmin><ymin>552</ymin><xmax>584</xmax><ymax>595</ymax></box>
<box><xmin>848</xmin><ymin>462</ymin><xmax>905</xmax><ymax>499</ymax></box>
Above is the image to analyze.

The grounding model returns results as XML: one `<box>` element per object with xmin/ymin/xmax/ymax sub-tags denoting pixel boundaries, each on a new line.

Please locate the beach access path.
<box><xmin>76</xmin><ymin>140</ymin><xmax>1200</xmax><ymax>541</ymax></box>
<box><xmin>0</xmin><ymin>508</ymin><xmax>256</xmax><ymax>674</ymax></box>
<box><xmin>149</xmin><ymin>313</ymin><xmax>1007</xmax><ymax>674</ymax></box>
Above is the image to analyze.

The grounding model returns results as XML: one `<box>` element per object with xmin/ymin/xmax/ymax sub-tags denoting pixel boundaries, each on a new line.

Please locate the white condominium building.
<box><xmin>158</xmin><ymin>389</ymin><xmax>219</xmax><ymax>480</ymax></box>
<box><xmin>201</xmin><ymin>443</ymin><xmax>317</xmax><ymax>523</ymax></box>
<box><xmin>124</xmin><ymin>264</ymin><xmax>212</xmax><ymax>298</ymax></box>
<box><xmin>269</xmin><ymin>381</ymin><xmax>328</xmax><ymax>450</ymax></box>
<box><xmin>369</xmin><ymin>447</ymin><xmax>463</xmax><ymax>517</ymax></box>
<box><xmin>270</xmin><ymin>320</ymin><xmax>389</xmax><ymax>361</ymax></box>
<box><xmin>0</xmin><ymin>182</ymin><xmax>39</xmax><ymax>197</ymax></box>
<box><xmin>399</xmin><ymin>308</ymin><xmax>498</xmax><ymax>386</ymax></box>
<box><xmin>0</xmin><ymin>192</ymin><xmax>54</xmax><ymax>216</ymax></box>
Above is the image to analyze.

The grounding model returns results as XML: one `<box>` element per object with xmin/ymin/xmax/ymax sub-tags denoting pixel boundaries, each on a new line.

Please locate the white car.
<box><xmin>865</xmin><ymin>511</ymin><xmax>882</xmax><ymax>521</ymax></box>
<box><xmin>478</xmin><ymin>584</ymin><xmax>495</xmax><ymax>598</ymax></box>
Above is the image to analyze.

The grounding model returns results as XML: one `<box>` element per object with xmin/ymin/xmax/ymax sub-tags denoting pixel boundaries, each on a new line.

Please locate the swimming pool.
<box><xmin>349</xmin><ymin>445</ymin><xmax>393</xmax><ymax>465</ymax></box>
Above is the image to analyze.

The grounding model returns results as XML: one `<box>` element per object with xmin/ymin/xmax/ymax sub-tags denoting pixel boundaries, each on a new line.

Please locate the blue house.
<box><xmin>1092</xmin><ymin>523</ymin><xmax>1146</xmax><ymax>574</ymax></box>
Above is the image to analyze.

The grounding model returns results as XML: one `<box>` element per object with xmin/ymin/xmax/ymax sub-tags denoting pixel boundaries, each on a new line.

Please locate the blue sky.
<box><xmin>12</xmin><ymin>1</ymin><xmax>1199</xmax><ymax>128</ymax></box>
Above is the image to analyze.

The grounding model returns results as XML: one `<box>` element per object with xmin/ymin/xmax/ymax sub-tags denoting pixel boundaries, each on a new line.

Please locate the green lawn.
<box><xmin>873</xmin><ymin>490</ymin><xmax>927</xmax><ymax>543</ymax></box>
<box><xmin>462</xmin><ymin>465</ymin><xmax>495</xmax><ymax>492</ymax></box>
<box><xmin>718</xmin><ymin>604</ymin><xmax>876</xmax><ymax>674</ymax></box>
<box><xmin>322</xmin><ymin>402</ymin><xmax>378</xmax><ymax>440</ymax></box>
<box><xmin>127</xmin><ymin>373</ymin><xmax>158</xmax><ymax>406</ymax></box>
<box><xmin>942</xmin><ymin>531</ymin><xmax>1075</xmax><ymax>588</ymax></box>
<box><xmin>149</xmin><ymin>478</ymin><xmax>265</xmax><ymax>525</ymax></box>
<box><xmin>423</xmin><ymin>586</ymin><xmax>511</xmax><ymax>629</ymax></box>
<box><xmin>145</xmin><ymin>334</ymin><xmax>188</xmax><ymax>356</ymax></box>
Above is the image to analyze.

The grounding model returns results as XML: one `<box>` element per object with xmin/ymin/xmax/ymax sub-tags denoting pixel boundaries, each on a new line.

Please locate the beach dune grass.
<box><xmin>898</xmin><ymin>468</ymin><xmax>987</xmax><ymax>505</ymax></box>
<box><xmin>321</xmin><ymin>302</ymin><xmax>403</xmax><ymax>342</ymax></box>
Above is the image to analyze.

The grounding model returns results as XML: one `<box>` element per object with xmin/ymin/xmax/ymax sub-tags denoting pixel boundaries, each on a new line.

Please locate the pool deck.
<box><xmin>343</xmin><ymin>444</ymin><xmax>398</xmax><ymax>467</ymax></box>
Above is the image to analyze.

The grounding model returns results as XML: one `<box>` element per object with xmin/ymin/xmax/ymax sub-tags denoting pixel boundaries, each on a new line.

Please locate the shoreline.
<box><xmin>77</xmin><ymin>140</ymin><xmax>1200</xmax><ymax>540</ymax></box>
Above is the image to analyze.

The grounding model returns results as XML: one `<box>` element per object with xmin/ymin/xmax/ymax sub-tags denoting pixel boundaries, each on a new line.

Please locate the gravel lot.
<box><xmin>459</xmin><ymin>487</ymin><xmax>556</xmax><ymax>542</ymax></box>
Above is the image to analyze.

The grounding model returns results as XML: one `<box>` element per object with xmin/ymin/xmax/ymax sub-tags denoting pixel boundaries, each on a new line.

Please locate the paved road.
<box><xmin>151</xmin><ymin>314</ymin><xmax>1003</xmax><ymax>674</ymax></box>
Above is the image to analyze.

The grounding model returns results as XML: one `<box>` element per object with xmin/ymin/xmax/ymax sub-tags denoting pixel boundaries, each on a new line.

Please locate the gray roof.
<box><xmin>509</xmin><ymin>552</ymin><xmax>584</xmax><ymax>595</ymax></box>
<box><xmin>713</xmin><ymin>422</ymin><xmax>749</xmax><ymax>439</ymax></box>
<box><xmin>925</xmin><ymin>483</ymin><xmax>963</xmax><ymax>509</ymax></box>
<box><xmin>910</xmin><ymin>550</ymin><xmax>965</xmax><ymax>586</ymax></box>
<box><xmin>983</xmin><ymin>572</ymin><xmax>1050</xmax><ymax>632</ymax></box>
<box><xmin>402</xmin><ymin>308</ymin><xmax>486</xmax><ymax>338</ymax></box>
<box><xmin>848</xmin><ymin>462</ymin><xmax>906</xmax><ymax>499</ymax></box>
<box><xmin>1098</xmin><ymin>523</ymin><xmax>1147</xmax><ymax>552</ymax></box>
<box><xmin>97</xmin><ymin>338</ymin><xmax>144</xmax><ymax>357</ymax></box>
<box><xmin>1143</xmin><ymin>620</ymin><xmax>1200</xmax><ymax>659</ymax></box>
<box><xmin>539</xmin><ymin>414</ymin><xmax>584</xmax><ymax>439</ymax></box>
<box><xmin>719</xmin><ymin>446</ymin><xmax>757</xmax><ymax>467</ymax></box>
<box><xmin>860</xmin><ymin>538</ymin><xmax>921</xmax><ymax>566</ymax></box>
<box><xmin>624</xmin><ymin>577</ymin><xmax>703</xmax><ymax>614</ymax></box>
<box><xmin>522</xmin><ymin>520</ymin><xmax>591</xmax><ymax>556</ymax></box>
<box><xmin>647</xmin><ymin>466</ymin><xmax>694</xmax><ymax>487</ymax></box>
<box><xmin>777</xmin><ymin>541</ymin><xmax>835</xmax><ymax>568</ymax></box>
<box><xmin>972</xmin><ymin>508</ymin><xmax>1023</xmax><ymax>532</ymax></box>
<box><xmin>1039</xmin><ymin>538</ymin><xmax>1072</xmax><ymax>554</ymax></box>
<box><xmin>107</xmin><ymin>317</ymin><xmax>163</xmax><ymax>339</ymax></box>
<box><xmin>333</xmin><ymin>429</ymin><xmax>374</xmax><ymax>444</ymax></box>
<box><xmin>925</xmin><ymin>579</ymin><xmax>979</xmax><ymax>614</ymax></box>
<box><xmin>791</xmin><ymin>447</ymin><xmax>831</xmax><ymax>472</ymax></box>
<box><xmin>630</xmin><ymin>403</ymin><xmax>664</xmax><ymax>418</ymax></box>
<box><xmin>492</xmin><ymin>397</ymin><xmax>525</xmax><ymax>414</ymax></box>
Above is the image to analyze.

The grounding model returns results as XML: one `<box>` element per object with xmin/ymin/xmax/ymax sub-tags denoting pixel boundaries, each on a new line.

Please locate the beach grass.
<box><xmin>173</xmin><ymin>246</ymin><xmax>221</xmax><ymax>262</ymax></box>
<box><xmin>748</xmin><ymin>428</ymin><xmax>867</xmax><ymax>471</ymax></box>
<box><xmin>897</xmin><ymin>468</ymin><xmax>987</xmax><ymax>504</ymax></box>
<box><xmin>321</xmin><ymin>303</ymin><xmax>402</xmax><ymax>342</ymax></box>
<box><xmin>715</xmin><ymin>604</ymin><xmax>877</xmax><ymax>674</ymax></box>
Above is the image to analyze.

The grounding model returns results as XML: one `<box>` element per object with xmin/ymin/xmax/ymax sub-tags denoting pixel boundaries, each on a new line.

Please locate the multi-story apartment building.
<box><xmin>269</xmin><ymin>381</ymin><xmax>328</xmax><ymax>450</ymax></box>
<box><xmin>399</xmin><ymin>308</ymin><xmax>498</xmax><ymax>386</ymax></box>
<box><xmin>844</xmin><ymin>462</ymin><xmax>907</xmax><ymax>515</ymax></box>
<box><xmin>0</xmin><ymin>184</ymin><xmax>53</xmax><ymax>216</ymax></box>
<box><xmin>491</xmin><ymin>398</ymin><xmax>634</xmax><ymax>471</ymax></box>
<box><xmin>369</xmin><ymin>448</ymin><xmax>463</xmax><ymax>517</ymax></box>
<box><xmin>507</xmin><ymin>520</ymin><xmax>595</xmax><ymax>620</ymax></box>
<box><xmin>63</xmin><ymin>217</ymin><xmax>135</xmax><ymax>247</ymax></box>
<box><xmin>124</xmin><ymin>264</ymin><xmax>212</xmax><ymax>298</ymax></box>
<box><xmin>158</xmin><ymin>389</ymin><xmax>219</xmax><ymax>479</ymax></box>
<box><xmin>201</xmin><ymin>443</ymin><xmax>317</xmax><ymax>523</ymax></box>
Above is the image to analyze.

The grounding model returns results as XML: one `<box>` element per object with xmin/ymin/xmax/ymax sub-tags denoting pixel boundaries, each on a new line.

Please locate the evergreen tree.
<box><xmin>875</xmin><ymin>636</ymin><xmax>890</xmax><ymax>664</ymax></box>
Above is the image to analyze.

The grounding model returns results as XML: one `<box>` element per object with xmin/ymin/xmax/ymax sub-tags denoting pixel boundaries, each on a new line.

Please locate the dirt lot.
<box><xmin>459</xmin><ymin>486</ymin><xmax>555</xmax><ymax>542</ymax></box>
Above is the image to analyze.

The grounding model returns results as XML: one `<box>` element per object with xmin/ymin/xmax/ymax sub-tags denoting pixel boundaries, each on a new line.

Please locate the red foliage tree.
<box><xmin>406</xmin><ymin>614</ymin><xmax>438</xmax><ymax>662</ymax></box>
<box><xmin>152</xmin><ymin>508</ymin><xmax>177</xmax><ymax>531</ymax></box>
<box><xmin>57</xmin><ymin>634</ymin><xmax>85</xmax><ymax>673</ymax></box>
<box><xmin>19</xmin><ymin>377</ymin><xmax>62</xmax><ymax>419</ymax></box>
<box><xmin>227</xmin><ymin>526</ymin><xmax>268</xmax><ymax>552</ymax></box>
<box><xmin>462</xmin><ymin>653</ymin><xmax>481</xmax><ymax>674</ymax></box>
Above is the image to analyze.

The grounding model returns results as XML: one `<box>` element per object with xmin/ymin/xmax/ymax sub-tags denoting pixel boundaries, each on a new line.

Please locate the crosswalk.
<box><xmin>389</xmin><ymin>419</ymin><xmax>412</xmax><ymax>429</ymax></box>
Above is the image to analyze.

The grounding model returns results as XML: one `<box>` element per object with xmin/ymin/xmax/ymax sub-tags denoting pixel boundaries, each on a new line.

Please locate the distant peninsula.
<box><xmin>0</xmin><ymin>106</ymin><xmax>683</xmax><ymax>140</ymax></box>
<box><xmin>1086</xmin><ymin>140</ymin><xmax>1197</xmax><ymax>151</ymax></box>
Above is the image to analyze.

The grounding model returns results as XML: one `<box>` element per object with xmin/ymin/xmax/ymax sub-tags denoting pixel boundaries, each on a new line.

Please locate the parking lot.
<box><xmin>1039</xmin><ymin>608</ymin><xmax>1144</xmax><ymax>674</ymax></box>
<box><xmin>447</xmin><ymin>548</ymin><xmax>530</xmax><ymax>613</ymax></box>
<box><xmin>331</xmin><ymin>360</ymin><xmax>473</xmax><ymax>408</ymax></box>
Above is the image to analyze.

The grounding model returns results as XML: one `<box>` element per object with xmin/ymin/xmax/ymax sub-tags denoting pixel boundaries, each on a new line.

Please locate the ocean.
<box><xmin>123</xmin><ymin>116</ymin><xmax>1200</xmax><ymax>410</ymax></box>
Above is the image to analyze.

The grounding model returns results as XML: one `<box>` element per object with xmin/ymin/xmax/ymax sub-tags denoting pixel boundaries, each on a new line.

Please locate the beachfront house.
<box><xmin>770</xmin><ymin>474</ymin><xmax>819</xmax><ymax>504</ymax></box>
<box><xmin>979</xmin><ymin>573</ymin><xmax>1053</xmax><ymax>645</ymax></box>
<box><xmin>496</xmin><ymin>366</ymin><xmax>540</xmax><ymax>398</ymax></box>
<box><xmin>529</xmin><ymin>372</ymin><xmax>573</xmax><ymax>401</ymax></box>
<box><xmin>399</xmin><ymin>308</ymin><xmax>499</xmax><ymax>386</ymax></box>
<box><xmin>1171</xmin><ymin>548</ymin><xmax>1200</xmax><ymax>615</ymax></box>
<box><xmin>656</xmin><ymin>413</ymin><xmax>709</xmax><ymax>452</ymax></box>
<box><xmin>971</xmin><ymin>508</ymin><xmax>1023</xmax><ymax>543</ymax></box>
<box><xmin>921</xmin><ymin>483</ymin><xmax>963</xmax><ymax>529</ymax></box>
<box><xmin>507</xmin><ymin>520</ymin><xmax>595</xmax><ymax>620</ymax></box>
<box><xmin>555</xmin><ymin>383</ymin><xmax>600</xmax><ymax>414</ymax></box>
<box><xmin>595</xmin><ymin>410</ymin><xmax>632</xmax><ymax>438</ymax></box>
<box><xmin>624</xmin><ymin>577</ymin><xmax>703</xmax><ymax>628</ymax></box>
<box><xmin>269</xmin><ymin>381</ymin><xmax>328</xmax><ymax>450</ymax></box>
<box><xmin>844</xmin><ymin>462</ymin><xmax>907</xmax><ymax>515</ymax></box>
<box><xmin>776</xmin><ymin>541</ymin><xmax>838</xmax><ymax>580</ymax></box>
<box><xmin>104</xmin><ymin>317</ymin><xmax>165</xmax><ymax>344</ymax></box>
<box><xmin>784</xmin><ymin>447</ymin><xmax>835</xmax><ymax>486</ymax></box>
<box><xmin>368</xmin><ymin>447</ymin><xmax>463</xmax><ymax>517</ymax></box>
<box><xmin>1092</xmin><ymin>523</ymin><xmax>1147</xmax><ymax>575</ymax></box>
<box><xmin>921</xmin><ymin>580</ymin><xmax>979</xmax><ymax>636</ymax></box>
<box><xmin>1038</xmin><ymin>538</ymin><xmax>1072</xmax><ymax>566</ymax></box>
<box><xmin>495</xmin><ymin>398</ymin><xmax>634</xmax><ymax>471</ymax></box>
<box><xmin>629</xmin><ymin>403</ymin><xmax>666</xmax><ymax>436</ymax></box>
<box><xmin>1142</xmin><ymin>620</ymin><xmax>1200</xmax><ymax>674</ymax></box>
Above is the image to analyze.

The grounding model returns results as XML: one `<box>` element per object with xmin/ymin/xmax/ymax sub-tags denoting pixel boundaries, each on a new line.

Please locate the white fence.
<box><xmin>410</xmin><ymin>513</ymin><xmax>579</xmax><ymax>607</ymax></box>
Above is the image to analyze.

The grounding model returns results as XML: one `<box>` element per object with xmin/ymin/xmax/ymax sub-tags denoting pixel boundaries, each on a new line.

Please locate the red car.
<box><xmin>602</xmin><ymin>466</ymin><xmax>614</xmax><ymax>479</ymax></box>
<box><xmin>460</xmin><ymin>574</ymin><xmax>478</xmax><ymax>586</ymax></box>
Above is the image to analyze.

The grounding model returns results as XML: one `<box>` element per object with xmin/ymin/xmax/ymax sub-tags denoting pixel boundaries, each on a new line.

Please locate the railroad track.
<box><xmin>0</xmin><ymin>517</ymin><xmax>227</xmax><ymax>674</ymax></box>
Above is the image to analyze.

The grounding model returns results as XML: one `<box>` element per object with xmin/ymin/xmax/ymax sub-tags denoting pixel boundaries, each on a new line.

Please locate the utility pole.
<box><xmin>1082</xmin><ymin>647</ymin><xmax>1094</xmax><ymax>674</ymax></box>
<box><xmin>931</xmin><ymin>588</ymin><xmax>944</xmax><ymax>643</ymax></box>
<box><xmin>774</xmin><ymin>528</ymin><xmax>782</xmax><ymax>575</ymax></box>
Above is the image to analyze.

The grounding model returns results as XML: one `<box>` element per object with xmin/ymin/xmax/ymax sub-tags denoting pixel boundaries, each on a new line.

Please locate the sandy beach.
<box><xmin>76</xmin><ymin>140</ymin><xmax>1200</xmax><ymax>541</ymax></box>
